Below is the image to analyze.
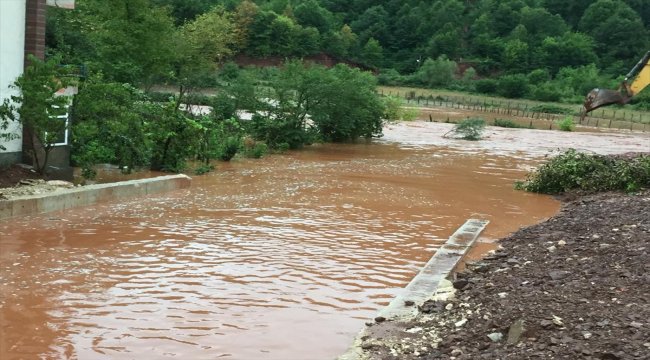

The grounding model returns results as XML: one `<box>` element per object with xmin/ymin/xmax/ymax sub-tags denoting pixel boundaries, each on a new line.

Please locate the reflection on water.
<box><xmin>0</xmin><ymin>142</ymin><xmax>559</xmax><ymax>360</ymax></box>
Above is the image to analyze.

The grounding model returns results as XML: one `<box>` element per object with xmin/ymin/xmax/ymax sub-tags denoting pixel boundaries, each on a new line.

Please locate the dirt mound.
<box><xmin>362</xmin><ymin>191</ymin><xmax>650</xmax><ymax>359</ymax></box>
<box><xmin>0</xmin><ymin>164</ymin><xmax>42</xmax><ymax>188</ymax></box>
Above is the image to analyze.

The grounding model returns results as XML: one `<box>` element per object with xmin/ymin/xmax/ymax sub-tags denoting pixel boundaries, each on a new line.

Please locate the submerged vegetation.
<box><xmin>515</xmin><ymin>149</ymin><xmax>650</xmax><ymax>194</ymax></box>
<box><xmin>447</xmin><ymin>118</ymin><xmax>486</xmax><ymax>141</ymax></box>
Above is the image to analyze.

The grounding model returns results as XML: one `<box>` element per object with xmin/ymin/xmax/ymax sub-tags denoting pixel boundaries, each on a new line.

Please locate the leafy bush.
<box><xmin>194</xmin><ymin>164</ymin><xmax>214</xmax><ymax>175</ymax></box>
<box><xmin>515</xmin><ymin>149</ymin><xmax>650</xmax><ymax>194</ymax></box>
<box><xmin>382</xmin><ymin>96</ymin><xmax>418</xmax><ymax>121</ymax></box>
<box><xmin>497</xmin><ymin>74</ymin><xmax>529</xmax><ymax>98</ymax></box>
<box><xmin>474</xmin><ymin>79</ymin><xmax>498</xmax><ymax>94</ymax></box>
<box><xmin>448</xmin><ymin>118</ymin><xmax>486</xmax><ymax>140</ymax></box>
<box><xmin>556</xmin><ymin>117</ymin><xmax>575</xmax><ymax>131</ymax></box>
<box><xmin>528</xmin><ymin>82</ymin><xmax>566</xmax><ymax>102</ymax></box>
<box><xmin>219</xmin><ymin>136</ymin><xmax>241</xmax><ymax>161</ymax></box>
<box><xmin>414</xmin><ymin>56</ymin><xmax>458</xmax><ymax>88</ymax></box>
<box><xmin>377</xmin><ymin>69</ymin><xmax>405</xmax><ymax>86</ymax></box>
<box><xmin>493</xmin><ymin>119</ymin><xmax>526</xmax><ymax>128</ymax></box>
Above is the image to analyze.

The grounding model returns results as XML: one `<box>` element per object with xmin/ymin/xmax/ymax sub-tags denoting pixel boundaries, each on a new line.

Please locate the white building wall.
<box><xmin>0</xmin><ymin>0</ymin><xmax>26</xmax><ymax>156</ymax></box>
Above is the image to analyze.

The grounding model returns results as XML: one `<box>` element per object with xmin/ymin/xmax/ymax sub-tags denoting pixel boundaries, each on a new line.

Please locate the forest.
<box><xmin>4</xmin><ymin>0</ymin><xmax>647</xmax><ymax>176</ymax></box>
<box><xmin>46</xmin><ymin>0</ymin><xmax>650</xmax><ymax>103</ymax></box>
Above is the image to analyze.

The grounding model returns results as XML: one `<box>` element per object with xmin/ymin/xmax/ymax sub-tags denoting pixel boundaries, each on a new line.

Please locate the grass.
<box><xmin>378</xmin><ymin>85</ymin><xmax>650</xmax><ymax>125</ymax></box>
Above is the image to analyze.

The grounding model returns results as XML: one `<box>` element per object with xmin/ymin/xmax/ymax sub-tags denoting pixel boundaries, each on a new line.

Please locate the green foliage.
<box><xmin>515</xmin><ymin>149</ymin><xmax>650</xmax><ymax>194</ymax></box>
<box><xmin>415</xmin><ymin>56</ymin><xmax>458</xmax><ymax>88</ymax></box>
<box><xmin>240</xmin><ymin>61</ymin><xmax>384</xmax><ymax>148</ymax></box>
<box><xmin>194</xmin><ymin>164</ymin><xmax>214</xmax><ymax>175</ymax></box>
<box><xmin>474</xmin><ymin>79</ymin><xmax>498</xmax><ymax>94</ymax></box>
<box><xmin>73</xmin><ymin>78</ymin><xmax>151</xmax><ymax>173</ymax></box>
<box><xmin>493</xmin><ymin>119</ymin><xmax>526</xmax><ymax>128</ymax></box>
<box><xmin>382</xmin><ymin>96</ymin><xmax>419</xmax><ymax>121</ymax></box>
<box><xmin>497</xmin><ymin>74</ymin><xmax>529</xmax><ymax>98</ymax></box>
<box><xmin>0</xmin><ymin>55</ymin><xmax>75</xmax><ymax>174</ymax></box>
<box><xmin>556</xmin><ymin>117</ymin><xmax>575</xmax><ymax>131</ymax></box>
<box><xmin>449</xmin><ymin>118</ymin><xmax>486</xmax><ymax>141</ymax></box>
<box><xmin>219</xmin><ymin>136</ymin><xmax>241</xmax><ymax>161</ymax></box>
<box><xmin>79</xmin><ymin>0</ymin><xmax>178</xmax><ymax>87</ymax></box>
<box><xmin>243</xmin><ymin>140</ymin><xmax>268</xmax><ymax>158</ymax></box>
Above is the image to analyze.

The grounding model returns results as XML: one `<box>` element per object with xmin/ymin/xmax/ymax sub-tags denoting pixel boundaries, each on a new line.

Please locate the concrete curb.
<box><xmin>338</xmin><ymin>218</ymin><xmax>489</xmax><ymax>360</ymax></box>
<box><xmin>0</xmin><ymin>174</ymin><xmax>191</xmax><ymax>220</ymax></box>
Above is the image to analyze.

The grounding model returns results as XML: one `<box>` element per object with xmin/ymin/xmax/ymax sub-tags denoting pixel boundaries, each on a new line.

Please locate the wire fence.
<box><xmin>380</xmin><ymin>89</ymin><xmax>650</xmax><ymax>131</ymax></box>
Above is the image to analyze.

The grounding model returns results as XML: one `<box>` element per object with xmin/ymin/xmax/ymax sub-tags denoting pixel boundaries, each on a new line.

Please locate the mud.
<box><xmin>0</xmin><ymin>121</ymin><xmax>647</xmax><ymax>359</ymax></box>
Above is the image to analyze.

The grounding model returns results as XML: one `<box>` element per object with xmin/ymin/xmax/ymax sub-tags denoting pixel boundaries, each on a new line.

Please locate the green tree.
<box><xmin>294</xmin><ymin>0</ymin><xmax>335</xmax><ymax>34</ymax></box>
<box><xmin>360</xmin><ymin>38</ymin><xmax>383</xmax><ymax>68</ymax></box>
<box><xmin>0</xmin><ymin>56</ymin><xmax>75</xmax><ymax>174</ymax></box>
<box><xmin>71</xmin><ymin>77</ymin><xmax>150</xmax><ymax>175</ymax></box>
<box><xmin>579</xmin><ymin>0</ymin><xmax>649</xmax><ymax>72</ymax></box>
<box><xmin>415</xmin><ymin>56</ymin><xmax>458</xmax><ymax>88</ymax></box>
<box><xmin>81</xmin><ymin>0</ymin><xmax>177</xmax><ymax>87</ymax></box>
<box><xmin>541</xmin><ymin>32</ymin><xmax>597</xmax><ymax>74</ymax></box>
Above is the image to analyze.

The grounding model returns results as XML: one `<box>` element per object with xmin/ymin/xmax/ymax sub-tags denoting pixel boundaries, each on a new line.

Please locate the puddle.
<box><xmin>6</xmin><ymin>120</ymin><xmax>644</xmax><ymax>359</ymax></box>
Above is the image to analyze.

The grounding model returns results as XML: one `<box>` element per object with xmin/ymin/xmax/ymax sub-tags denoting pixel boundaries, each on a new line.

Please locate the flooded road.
<box><xmin>0</xmin><ymin>129</ymin><xmax>569</xmax><ymax>359</ymax></box>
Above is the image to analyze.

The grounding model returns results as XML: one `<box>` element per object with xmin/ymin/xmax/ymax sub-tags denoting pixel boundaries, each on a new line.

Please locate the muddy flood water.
<box><xmin>1</xmin><ymin>122</ymin><xmax>647</xmax><ymax>359</ymax></box>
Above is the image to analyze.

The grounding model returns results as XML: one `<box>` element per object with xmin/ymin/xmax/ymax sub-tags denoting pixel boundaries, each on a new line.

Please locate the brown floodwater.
<box><xmin>0</xmin><ymin>133</ymin><xmax>567</xmax><ymax>359</ymax></box>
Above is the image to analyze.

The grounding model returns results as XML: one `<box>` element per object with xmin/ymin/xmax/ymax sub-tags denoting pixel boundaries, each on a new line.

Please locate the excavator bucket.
<box><xmin>580</xmin><ymin>88</ymin><xmax>627</xmax><ymax>120</ymax></box>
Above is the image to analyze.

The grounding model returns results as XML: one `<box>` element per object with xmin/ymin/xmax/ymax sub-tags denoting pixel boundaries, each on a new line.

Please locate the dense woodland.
<box><xmin>4</xmin><ymin>0</ymin><xmax>648</xmax><ymax>175</ymax></box>
<box><xmin>46</xmin><ymin>0</ymin><xmax>650</xmax><ymax>103</ymax></box>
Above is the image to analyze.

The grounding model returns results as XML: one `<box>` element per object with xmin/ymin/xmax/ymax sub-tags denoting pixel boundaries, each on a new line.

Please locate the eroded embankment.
<box><xmin>356</xmin><ymin>190</ymin><xmax>650</xmax><ymax>359</ymax></box>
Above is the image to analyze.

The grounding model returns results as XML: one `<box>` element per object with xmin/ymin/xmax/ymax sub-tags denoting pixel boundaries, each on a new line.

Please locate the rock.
<box><xmin>405</xmin><ymin>327</ymin><xmax>423</xmax><ymax>333</ymax></box>
<box><xmin>629</xmin><ymin>321</ymin><xmax>642</xmax><ymax>328</ymax></box>
<box><xmin>45</xmin><ymin>180</ymin><xmax>74</xmax><ymax>188</ymax></box>
<box><xmin>450</xmin><ymin>348</ymin><xmax>463</xmax><ymax>356</ymax></box>
<box><xmin>552</xmin><ymin>315</ymin><xmax>564</xmax><ymax>326</ymax></box>
<box><xmin>549</xmin><ymin>270</ymin><xmax>570</xmax><ymax>281</ymax></box>
<box><xmin>498</xmin><ymin>292</ymin><xmax>508</xmax><ymax>298</ymax></box>
<box><xmin>507</xmin><ymin>319</ymin><xmax>526</xmax><ymax>345</ymax></box>
<box><xmin>487</xmin><ymin>332</ymin><xmax>503</xmax><ymax>342</ymax></box>
<box><xmin>547</xmin><ymin>245</ymin><xmax>557</xmax><ymax>252</ymax></box>
<box><xmin>455</xmin><ymin>318</ymin><xmax>468</xmax><ymax>327</ymax></box>
<box><xmin>557</xmin><ymin>240</ymin><xmax>567</xmax><ymax>246</ymax></box>
<box><xmin>540</xmin><ymin>319</ymin><xmax>553</xmax><ymax>328</ymax></box>
<box><xmin>374</xmin><ymin>316</ymin><xmax>386</xmax><ymax>323</ymax></box>
<box><xmin>404</xmin><ymin>300</ymin><xmax>415</xmax><ymax>307</ymax></box>
<box><xmin>453</xmin><ymin>279</ymin><xmax>469</xmax><ymax>290</ymax></box>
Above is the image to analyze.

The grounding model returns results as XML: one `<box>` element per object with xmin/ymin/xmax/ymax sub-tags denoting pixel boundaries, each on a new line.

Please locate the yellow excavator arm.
<box><xmin>582</xmin><ymin>51</ymin><xmax>650</xmax><ymax>115</ymax></box>
<box><xmin>627</xmin><ymin>51</ymin><xmax>650</xmax><ymax>96</ymax></box>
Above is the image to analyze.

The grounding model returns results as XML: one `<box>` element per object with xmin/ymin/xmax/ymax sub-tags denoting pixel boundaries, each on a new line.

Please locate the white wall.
<box><xmin>0</xmin><ymin>0</ymin><xmax>26</xmax><ymax>155</ymax></box>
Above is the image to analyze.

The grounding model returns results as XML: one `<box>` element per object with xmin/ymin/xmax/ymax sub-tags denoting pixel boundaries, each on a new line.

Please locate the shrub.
<box><xmin>219</xmin><ymin>136</ymin><xmax>241</xmax><ymax>161</ymax></box>
<box><xmin>515</xmin><ymin>149</ymin><xmax>650</xmax><ymax>194</ymax></box>
<box><xmin>474</xmin><ymin>79</ymin><xmax>498</xmax><ymax>94</ymax></box>
<box><xmin>556</xmin><ymin>117</ymin><xmax>574</xmax><ymax>131</ymax></box>
<box><xmin>528</xmin><ymin>82</ymin><xmax>566</xmax><ymax>102</ymax></box>
<box><xmin>493</xmin><ymin>119</ymin><xmax>526</xmax><ymax>128</ymax></box>
<box><xmin>497</xmin><ymin>74</ymin><xmax>529</xmax><ymax>98</ymax></box>
<box><xmin>448</xmin><ymin>118</ymin><xmax>486</xmax><ymax>140</ymax></box>
<box><xmin>382</xmin><ymin>96</ymin><xmax>418</xmax><ymax>121</ymax></box>
<box><xmin>194</xmin><ymin>164</ymin><xmax>214</xmax><ymax>175</ymax></box>
<box><xmin>243</xmin><ymin>138</ymin><xmax>268</xmax><ymax>158</ymax></box>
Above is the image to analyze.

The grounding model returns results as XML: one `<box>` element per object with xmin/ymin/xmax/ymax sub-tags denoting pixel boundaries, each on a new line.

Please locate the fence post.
<box><xmin>609</xmin><ymin>119</ymin><xmax>612</xmax><ymax>128</ymax></box>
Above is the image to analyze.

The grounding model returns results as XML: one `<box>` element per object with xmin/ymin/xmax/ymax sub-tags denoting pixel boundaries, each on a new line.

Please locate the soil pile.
<box><xmin>362</xmin><ymin>191</ymin><xmax>649</xmax><ymax>359</ymax></box>
<box><xmin>0</xmin><ymin>165</ymin><xmax>75</xmax><ymax>199</ymax></box>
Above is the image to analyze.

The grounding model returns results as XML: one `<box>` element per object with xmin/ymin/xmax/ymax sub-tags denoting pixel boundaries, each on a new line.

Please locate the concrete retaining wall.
<box><xmin>0</xmin><ymin>174</ymin><xmax>191</xmax><ymax>220</ymax></box>
<box><xmin>338</xmin><ymin>219</ymin><xmax>489</xmax><ymax>360</ymax></box>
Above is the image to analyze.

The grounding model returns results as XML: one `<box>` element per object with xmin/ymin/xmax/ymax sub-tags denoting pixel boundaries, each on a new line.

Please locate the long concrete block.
<box><xmin>0</xmin><ymin>174</ymin><xmax>191</xmax><ymax>220</ymax></box>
